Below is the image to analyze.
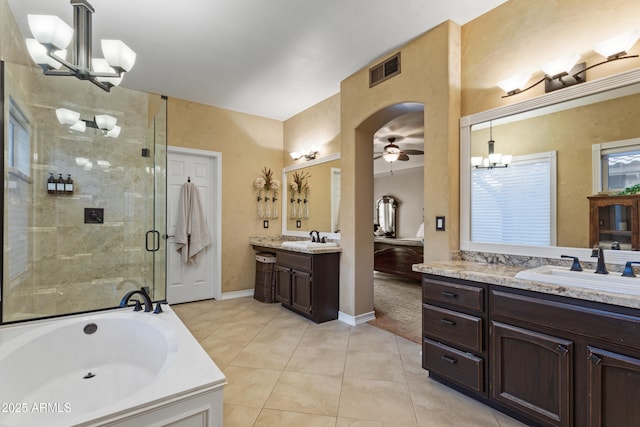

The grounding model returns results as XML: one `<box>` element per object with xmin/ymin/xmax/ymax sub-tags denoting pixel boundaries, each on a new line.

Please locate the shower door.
<box><xmin>1</xmin><ymin>61</ymin><xmax>167</xmax><ymax>323</ymax></box>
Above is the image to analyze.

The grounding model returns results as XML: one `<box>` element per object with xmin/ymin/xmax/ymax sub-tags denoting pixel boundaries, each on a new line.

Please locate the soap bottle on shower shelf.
<box><xmin>56</xmin><ymin>173</ymin><xmax>65</xmax><ymax>193</ymax></box>
<box><xmin>47</xmin><ymin>173</ymin><xmax>56</xmax><ymax>194</ymax></box>
<box><xmin>64</xmin><ymin>174</ymin><xmax>73</xmax><ymax>194</ymax></box>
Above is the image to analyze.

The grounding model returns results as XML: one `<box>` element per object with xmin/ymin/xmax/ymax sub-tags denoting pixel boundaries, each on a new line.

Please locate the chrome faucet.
<box><xmin>591</xmin><ymin>246</ymin><xmax>609</xmax><ymax>275</ymax></box>
<box><xmin>119</xmin><ymin>287</ymin><xmax>153</xmax><ymax>312</ymax></box>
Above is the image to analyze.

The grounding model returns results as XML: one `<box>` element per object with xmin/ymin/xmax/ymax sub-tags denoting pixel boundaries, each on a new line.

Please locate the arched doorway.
<box><xmin>338</xmin><ymin>102</ymin><xmax>425</xmax><ymax>326</ymax></box>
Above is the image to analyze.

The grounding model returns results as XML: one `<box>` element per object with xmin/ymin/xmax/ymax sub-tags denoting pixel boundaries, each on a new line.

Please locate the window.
<box><xmin>594</xmin><ymin>138</ymin><xmax>640</xmax><ymax>192</ymax></box>
<box><xmin>471</xmin><ymin>151</ymin><xmax>557</xmax><ymax>246</ymax></box>
<box><xmin>8</xmin><ymin>98</ymin><xmax>31</xmax><ymax>178</ymax></box>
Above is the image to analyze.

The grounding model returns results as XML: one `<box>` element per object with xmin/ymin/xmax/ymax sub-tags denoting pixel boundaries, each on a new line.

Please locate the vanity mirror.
<box><xmin>282</xmin><ymin>153</ymin><xmax>340</xmax><ymax>238</ymax></box>
<box><xmin>461</xmin><ymin>68</ymin><xmax>640</xmax><ymax>264</ymax></box>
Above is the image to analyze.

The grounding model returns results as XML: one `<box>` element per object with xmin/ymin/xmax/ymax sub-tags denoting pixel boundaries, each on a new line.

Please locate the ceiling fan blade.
<box><xmin>374</xmin><ymin>155</ymin><xmax>383</xmax><ymax>160</ymax></box>
<box><xmin>402</xmin><ymin>149</ymin><xmax>424</xmax><ymax>155</ymax></box>
<box><xmin>398</xmin><ymin>153</ymin><xmax>410</xmax><ymax>161</ymax></box>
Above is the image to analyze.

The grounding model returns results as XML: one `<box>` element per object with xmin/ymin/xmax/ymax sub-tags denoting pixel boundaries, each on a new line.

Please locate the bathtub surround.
<box><xmin>0</xmin><ymin>305</ymin><xmax>226</xmax><ymax>427</ymax></box>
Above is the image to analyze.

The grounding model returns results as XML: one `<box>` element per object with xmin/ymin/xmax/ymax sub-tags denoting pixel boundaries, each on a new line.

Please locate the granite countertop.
<box><xmin>250</xmin><ymin>236</ymin><xmax>342</xmax><ymax>254</ymax></box>
<box><xmin>374</xmin><ymin>237</ymin><xmax>423</xmax><ymax>247</ymax></box>
<box><xmin>413</xmin><ymin>260</ymin><xmax>640</xmax><ymax>310</ymax></box>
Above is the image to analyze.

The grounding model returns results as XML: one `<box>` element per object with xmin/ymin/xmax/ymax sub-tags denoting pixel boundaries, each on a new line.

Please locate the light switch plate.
<box><xmin>436</xmin><ymin>216</ymin><xmax>445</xmax><ymax>231</ymax></box>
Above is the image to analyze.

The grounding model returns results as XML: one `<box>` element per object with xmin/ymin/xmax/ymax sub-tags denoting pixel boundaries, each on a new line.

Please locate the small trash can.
<box><xmin>254</xmin><ymin>252</ymin><xmax>276</xmax><ymax>303</ymax></box>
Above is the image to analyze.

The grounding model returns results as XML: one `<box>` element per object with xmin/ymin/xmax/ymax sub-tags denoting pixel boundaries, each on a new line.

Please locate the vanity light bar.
<box><xmin>497</xmin><ymin>30</ymin><xmax>640</xmax><ymax>97</ymax></box>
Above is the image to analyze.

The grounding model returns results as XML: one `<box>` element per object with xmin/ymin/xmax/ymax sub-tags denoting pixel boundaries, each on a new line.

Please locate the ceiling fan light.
<box><xmin>594</xmin><ymin>30</ymin><xmax>640</xmax><ymax>59</ymax></box>
<box><xmin>28</xmin><ymin>14</ymin><xmax>73</xmax><ymax>50</ymax></box>
<box><xmin>94</xmin><ymin>114</ymin><xmax>117</xmax><ymax>131</ymax></box>
<box><xmin>382</xmin><ymin>152</ymin><xmax>400</xmax><ymax>162</ymax></box>
<box><xmin>101</xmin><ymin>39</ymin><xmax>136</xmax><ymax>72</ymax></box>
<box><xmin>542</xmin><ymin>53</ymin><xmax>581</xmax><ymax>77</ymax></box>
<box><xmin>55</xmin><ymin>108</ymin><xmax>81</xmax><ymax>125</ymax></box>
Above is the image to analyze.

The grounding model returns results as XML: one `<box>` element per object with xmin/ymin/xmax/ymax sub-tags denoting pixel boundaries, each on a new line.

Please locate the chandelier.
<box><xmin>471</xmin><ymin>121</ymin><xmax>512</xmax><ymax>169</ymax></box>
<box><xmin>25</xmin><ymin>0</ymin><xmax>136</xmax><ymax>92</ymax></box>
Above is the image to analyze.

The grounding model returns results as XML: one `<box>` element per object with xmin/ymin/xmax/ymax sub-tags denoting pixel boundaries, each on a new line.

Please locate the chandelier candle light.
<box><xmin>25</xmin><ymin>0</ymin><xmax>136</xmax><ymax>92</ymax></box>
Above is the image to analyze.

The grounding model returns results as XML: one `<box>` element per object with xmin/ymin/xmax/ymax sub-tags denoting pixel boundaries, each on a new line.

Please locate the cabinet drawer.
<box><xmin>423</xmin><ymin>304</ymin><xmax>482</xmax><ymax>352</ymax></box>
<box><xmin>423</xmin><ymin>277</ymin><xmax>484</xmax><ymax>312</ymax></box>
<box><xmin>277</xmin><ymin>251</ymin><xmax>312</xmax><ymax>271</ymax></box>
<box><xmin>423</xmin><ymin>338</ymin><xmax>483</xmax><ymax>394</ymax></box>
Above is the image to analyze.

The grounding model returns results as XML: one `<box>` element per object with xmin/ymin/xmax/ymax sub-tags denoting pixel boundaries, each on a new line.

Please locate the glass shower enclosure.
<box><xmin>1</xmin><ymin>61</ymin><xmax>167</xmax><ymax>323</ymax></box>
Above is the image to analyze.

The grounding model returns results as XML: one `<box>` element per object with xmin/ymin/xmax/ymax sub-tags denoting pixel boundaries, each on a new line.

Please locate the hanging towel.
<box><xmin>174</xmin><ymin>182</ymin><xmax>211</xmax><ymax>264</ymax></box>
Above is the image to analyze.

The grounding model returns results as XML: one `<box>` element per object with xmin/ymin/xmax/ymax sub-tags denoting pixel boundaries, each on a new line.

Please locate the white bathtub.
<box><xmin>0</xmin><ymin>305</ymin><xmax>226</xmax><ymax>427</ymax></box>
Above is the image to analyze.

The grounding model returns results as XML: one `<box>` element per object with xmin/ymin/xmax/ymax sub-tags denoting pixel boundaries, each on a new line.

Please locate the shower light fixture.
<box><xmin>25</xmin><ymin>0</ymin><xmax>136</xmax><ymax>92</ymax></box>
<box><xmin>55</xmin><ymin>108</ymin><xmax>121</xmax><ymax>138</ymax></box>
<box><xmin>498</xmin><ymin>30</ymin><xmax>640</xmax><ymax>97</ymax></box>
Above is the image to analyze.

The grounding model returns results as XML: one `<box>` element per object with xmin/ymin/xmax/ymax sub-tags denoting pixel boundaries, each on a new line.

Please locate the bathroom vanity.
<box><xmin>415</xmin><ymin>261</ymin><xmax>640</xmax><ymax>427</ymax></box>
<box><xmin>250</xmin><ymin>237</ymin><xmax>340</xmax><ymax>323</ymax></box>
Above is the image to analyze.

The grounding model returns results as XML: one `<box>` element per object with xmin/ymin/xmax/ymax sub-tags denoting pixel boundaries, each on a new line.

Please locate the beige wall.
<box><xmin>374</xmin><ymin>168</ymin><xmax>424</xmax><ymax>239</ymax></box>
<box><xmin>283</xmin><ymin>93</ymin><xmax>341</xmax><ymax>167</ymax></box>
<box><xmin>0</xmin><ymin>0</ymin><xmax>30</xmax><ymax>66</ymax></box>
<box><xmin>167</xmin><ymin>98</ymin><xmax>283</xmax><ymax>293</ymax></box>
<box><xmin>339</xmin><ymin>21</ymin><xmax>461</xmax><ymax>317</ymax></box>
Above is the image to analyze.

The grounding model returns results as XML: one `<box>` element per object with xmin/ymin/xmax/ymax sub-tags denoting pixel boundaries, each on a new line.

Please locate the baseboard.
<box><xmin>338</xmin><ymin>310</ymin><xmax>376</xmax><ymax>326</ymax></box>
<box><xmin>220</xmin><ymin>289</ymin><xmax>254</xmax><ymax>300</ymax></box>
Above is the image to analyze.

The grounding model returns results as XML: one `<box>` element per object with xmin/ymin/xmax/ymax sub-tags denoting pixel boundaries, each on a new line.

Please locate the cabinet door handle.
<box><xmin>556</xmin><ymin>344</ymin><xmax>568</xmax><ymax>356</ymax></box>
<box><xmin>441</xmin><ymin>355</ymin><xmax>457</xmax><ymax>365</ymax></box>
<box><xmin>588</xmin><ymin>353</ymin><xmax>602</xmax><ymax>365</ymax></box>
<box><xmin>441</xmin><ymin>291</ymin><xmax>457</xmax><ymax>298</ymax></box>
<box><xmin>440</xmin><ymin>318</ymin><xmax>456</xmax><ymax>326</ymax></box>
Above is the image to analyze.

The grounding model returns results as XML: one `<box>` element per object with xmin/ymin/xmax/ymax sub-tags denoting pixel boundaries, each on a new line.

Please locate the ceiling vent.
<box><xmin>369</xmin><ymin>53</ymin><xmax>401</xmax><ymax>88</ymax></box>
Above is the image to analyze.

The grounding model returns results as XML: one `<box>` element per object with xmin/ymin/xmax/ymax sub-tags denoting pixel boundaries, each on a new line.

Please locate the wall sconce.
<box><xmin>25</xmin><ymin>1</ymin><xmax>136</xmax><ymax>92</ymax></box>
<box><xmin>498</xmin><ymin>30</ymin><xmax>640</xmax><ymax>98</ymax></box>
<box><xmin>471</xmin><ymin>121</ymin><xmax>511</xmax><ymax>169</ymax></box>
<box><xmin>56</xmin><ymin>108</ymin><xmax>121</xmax><ymax>138</ymax></box>
<box><xmin>290</xmin><ymin>145</ymin><xmax>320</xmax><ymax>161</ymax></box>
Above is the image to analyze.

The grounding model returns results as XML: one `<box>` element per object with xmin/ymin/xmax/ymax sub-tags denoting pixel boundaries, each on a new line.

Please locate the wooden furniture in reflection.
<box><xmin>588</xmin><ymin>194</ymin><xmax>640</xmax><ymax>250</ymax></box>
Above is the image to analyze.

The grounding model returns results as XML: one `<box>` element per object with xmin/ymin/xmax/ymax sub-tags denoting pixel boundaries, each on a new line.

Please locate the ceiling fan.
<box><xmin>374</xmin><ymin>137</ymin><xmax>424</xmax><ymax>162</ymax></box>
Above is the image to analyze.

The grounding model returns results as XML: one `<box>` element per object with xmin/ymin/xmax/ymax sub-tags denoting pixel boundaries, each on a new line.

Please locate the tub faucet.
<box><xmin>119</xmin><ymin>288</ymin><xmax>153</xmax><ymax>312</ymax></box>
<box><xmin>591</xmin><ymin>246</ymin><xmax>609</xmax><ymax>275</ymax></box>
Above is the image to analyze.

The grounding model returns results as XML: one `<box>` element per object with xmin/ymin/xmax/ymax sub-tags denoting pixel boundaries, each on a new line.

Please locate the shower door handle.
<box><xmin>146</xmin><ymin>230</ymin><xmax>160</xmax><ymax>252</ymax></box>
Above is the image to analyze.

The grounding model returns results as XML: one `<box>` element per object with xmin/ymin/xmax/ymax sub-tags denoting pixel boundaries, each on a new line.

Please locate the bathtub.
<box><xmin>0</xmin><ymin>305</ymin><xmax>226</xmax><ymax>427</ymax></box>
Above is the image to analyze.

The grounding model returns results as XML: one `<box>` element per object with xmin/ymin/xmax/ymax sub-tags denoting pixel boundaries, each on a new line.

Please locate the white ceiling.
<box><xmin>7</xmin><ymin>0</ymin><xmax>507</xmax><ymax>121</ymax></box>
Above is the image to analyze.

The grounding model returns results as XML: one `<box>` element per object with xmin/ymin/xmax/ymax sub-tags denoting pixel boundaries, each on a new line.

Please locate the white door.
<box><xmin>166</xmin><ymin>147</ymin><xmax>221</xmax><ymax>304</ymax></box>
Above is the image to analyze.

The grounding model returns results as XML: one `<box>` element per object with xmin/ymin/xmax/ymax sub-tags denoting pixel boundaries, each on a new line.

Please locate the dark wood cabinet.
<box><xmin>586</xmin><ymin>346</ymin><xmax>640</xmax><ymax>427</ymax></box>
<box><xmin>491</xmin><ymin>321</ymin><xmax>573</xmax><ymax>427</ymax></box>
<box><xmin>422</xmin><ymin>273</ymin><xmax>640</xmax><ymax>427</ymax></box>
<box><xmin>274</xmin><ymin>250</ymin><xmax>339</xmax><ymax>323</ymax></box>
<box><xmin>421</xmin><ymin>275</ymin><xmax>487</xmax><ymax>396</ymax></box>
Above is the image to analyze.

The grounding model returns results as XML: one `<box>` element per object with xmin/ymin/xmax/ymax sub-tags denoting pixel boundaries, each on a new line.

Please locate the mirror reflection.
<box><xmin>469</xmin><ymin>81</ymin><xmax>640</xmax><ymax>250</ymax></box>
<box><xmin>283</xmin><ymin>157</ymin><xmax>340</xmax><ymax>234</ymax></box>
<box><xmin>374</xmin><ymin>196</ymin><xmax>397</xmax><ymax>237</ymax></box>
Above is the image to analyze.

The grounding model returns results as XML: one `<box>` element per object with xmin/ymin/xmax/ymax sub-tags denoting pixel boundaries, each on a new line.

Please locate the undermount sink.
<box><xmin>515</xmin><ymin>265</ymin><xmax>640</xmax><ymax>295</ymax></box>
<box><xmin>281</xmin><ymin>241</ymin><xmax>339</xmax><ymax>249</ymax></box>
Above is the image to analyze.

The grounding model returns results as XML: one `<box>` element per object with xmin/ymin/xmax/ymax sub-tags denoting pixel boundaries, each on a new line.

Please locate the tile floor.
<box><xmin>172</xmin><ymin>297</ymin><xmax>527</xmax><ymax>427</ymax></box>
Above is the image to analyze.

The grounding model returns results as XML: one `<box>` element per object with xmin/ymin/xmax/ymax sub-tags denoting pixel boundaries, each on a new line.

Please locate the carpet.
<box><xmin>368</xmin><ymin>272</ymin><xmax>422</xmax><ymax>344</ymax></box>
